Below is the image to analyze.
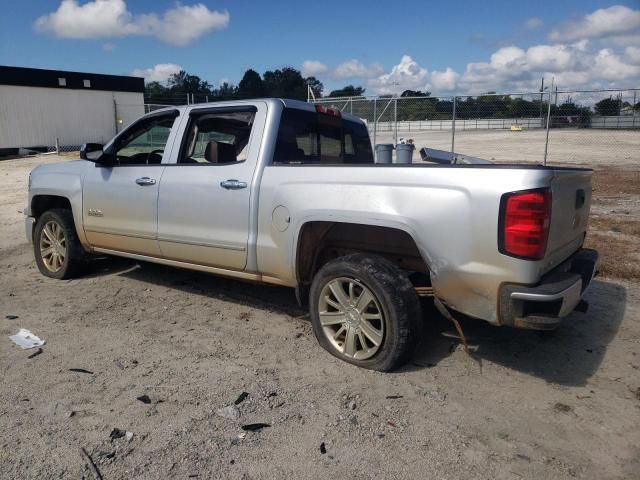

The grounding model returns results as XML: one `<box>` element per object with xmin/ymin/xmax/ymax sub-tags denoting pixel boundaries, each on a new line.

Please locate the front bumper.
<box><xmin>498</xmin><ymin>248</ymin><xmax>598</xmax><ymax>330</ymax></box>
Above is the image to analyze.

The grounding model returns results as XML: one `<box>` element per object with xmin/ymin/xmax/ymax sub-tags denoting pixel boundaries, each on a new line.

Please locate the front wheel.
<box><xmin>33</xmin><ymin>209</ymin><xmax>88</xmax><ymax>279</ymax></box>
<box><xmin>309</xmin><ymin>254</ymin><xmax>422</xmax><ymax>371</ymax></box>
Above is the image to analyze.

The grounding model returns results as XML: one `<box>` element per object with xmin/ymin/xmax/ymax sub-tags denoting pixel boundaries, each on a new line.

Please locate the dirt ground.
<box><xmin>1</xmin><ymin>153</ymin><xmax>639</xmax><ymax>479</ymax></box>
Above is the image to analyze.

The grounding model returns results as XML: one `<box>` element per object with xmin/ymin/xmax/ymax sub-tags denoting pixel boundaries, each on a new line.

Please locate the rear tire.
<box><xmin>34</xmin><ymin>209</ymin><xmax>88</xmax><ymax>279</ymax></box>
<box><xmin>309</xmin><ymin>253</ymin><xmax>422</xmax><ymax>371</ymax></box>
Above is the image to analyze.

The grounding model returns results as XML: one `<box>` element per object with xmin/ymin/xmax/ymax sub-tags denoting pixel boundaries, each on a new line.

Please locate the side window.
<box><xmin>113</xmin><ymin>113</ymin><xmax>178</xmax><ymax>166</ymax></box>
<box><xmin>180</xmin><ymin>109</ymin><xmax>256</xmax><ymax>164</ymax></box>
<box><xmin>273</xmin><ymin>108</ymin><xmax>374</xmax><ymax>165</ymax></box>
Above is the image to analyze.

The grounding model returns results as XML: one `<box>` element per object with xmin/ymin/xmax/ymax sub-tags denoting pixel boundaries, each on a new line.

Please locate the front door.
<box><xmin>83</xmin><ymin>111</ymin><xmax>180</xmax><ymax>256</ymax></box>
<box><xmin>157</xmin><ymin>104</ymin><xmax>266</xmax><ymax>270</ymax></box>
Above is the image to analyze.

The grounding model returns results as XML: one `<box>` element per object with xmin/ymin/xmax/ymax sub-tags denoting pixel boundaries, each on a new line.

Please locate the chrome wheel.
<box><xmin>318</xmin><ymin>277</ymin><xmax>384</xmax><ymax>360</ymax></box>
<box><xmin>39</xmin><ymin>221</ymin><xmax>66</xmax><ymax>273</ymax></box>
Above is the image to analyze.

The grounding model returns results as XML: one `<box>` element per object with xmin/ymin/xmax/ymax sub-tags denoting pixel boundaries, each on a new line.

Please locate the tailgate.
<box><xmin>544</xmin><ymin>170</ymin><xmax>593</xmax><ymax>272</ymax></box>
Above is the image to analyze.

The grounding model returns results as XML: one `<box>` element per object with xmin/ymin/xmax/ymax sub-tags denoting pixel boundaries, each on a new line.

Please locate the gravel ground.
<box><xmin>1</xmin><ymin>155</ymin><xmax>639</xmax><ymax>479</ymax></box>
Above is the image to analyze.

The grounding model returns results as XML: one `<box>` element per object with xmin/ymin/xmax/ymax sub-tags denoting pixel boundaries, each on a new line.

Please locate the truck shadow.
<box><xmin>411</xmin><ymin>279</ymin><xmax>627</xmax><ymax>386</ymax></box>
<box><xmin>90</xmin><ymin>259</ymin><xmax>625</xmax><ymax>386</ymax></box>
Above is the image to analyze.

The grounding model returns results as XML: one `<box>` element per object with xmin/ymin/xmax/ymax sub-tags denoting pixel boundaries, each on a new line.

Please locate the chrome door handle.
<box><xmin>135</xmin><ymin>177</ymin><xmax>156</xmax><ymax>186</ymax></box>
<box><xmin>220</xmin><ymin>179</ymin><xmax>247</xmax><ymax>190</ymax></box>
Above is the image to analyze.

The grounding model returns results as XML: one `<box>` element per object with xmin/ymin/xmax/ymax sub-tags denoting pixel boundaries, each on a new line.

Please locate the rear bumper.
<box><xmin>498</xmin><ymin>248</ymin><xmax>598</xmax><ymax>330</ymax></box>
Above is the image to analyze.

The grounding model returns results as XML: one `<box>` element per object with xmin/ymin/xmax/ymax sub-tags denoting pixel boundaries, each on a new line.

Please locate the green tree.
<box><xmin>236</xmin><ymin>69</ymin><xmax>265</xmax><ymax>99</ymax></box>
<box><xmin>262</xmin><ymin>67</ymin><xmax>308</xmax><ymax>100</ymax></box>
<box><xmin>328</xmin><ymin>85</ymin><xmax>366</xmax><ymax>97</ymax></box>
<box><xmin>594</xmin><ymin>97</ymin><xmax>621</xmax><ymax>116</ymax></box>
<box><xmin>168</xmin><ymin>70</ymin><xmax>212</xmax><ymax>96</ymax></box>
<box><xmin>400</xmin><ymin>89</ymin><xmax>430</xmax><ymax>97</ymax></box>
<box><xmin>305</xmin><ymin>76</ymin><xmax>324</xmax><ymax>98</ymax></box>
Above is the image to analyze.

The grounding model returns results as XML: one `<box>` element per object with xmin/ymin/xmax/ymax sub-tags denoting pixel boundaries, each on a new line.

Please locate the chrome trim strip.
<box><xmin>84</xmin><ymin>228</ymin><xmax>156</xmax><ymax>240</ymax></box>
<box><xmin>158</xmin><ymin>237</ymin><xmax>246</xmax><ymax>251</ymax></box>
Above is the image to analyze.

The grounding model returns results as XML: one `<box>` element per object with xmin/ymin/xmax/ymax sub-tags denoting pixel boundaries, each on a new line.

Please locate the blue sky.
<box><xmin>1</xmin><ymin>1</ymin><xmax>639</xmax><ymax>95</ymax></box>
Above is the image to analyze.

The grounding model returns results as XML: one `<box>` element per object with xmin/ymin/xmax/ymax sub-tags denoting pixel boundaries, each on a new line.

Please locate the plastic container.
<box><xmin>395</xmin><ymin>143</ymin><xmax>415</xmax><ymax>164</ymax></box>
<box><xmin>375</xmin><ymin>144</ymin><xmax>394</xmax><ymax>164</ymax></box>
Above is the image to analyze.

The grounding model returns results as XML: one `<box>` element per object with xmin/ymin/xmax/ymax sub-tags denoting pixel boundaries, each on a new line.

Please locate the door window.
<box><xmin>112</xmin><ymin>113</ymin><xmax>178</xmax><ymax>165</ymax></box>
<box><xmin>180</xmin><ymin>109</ymin><xmax>256</xmax><ymax>164</ymax></box>
<box><xmin>273</xmin><ymin>108</ymin><xmax>374</xmax><ymax>164</ymax></box>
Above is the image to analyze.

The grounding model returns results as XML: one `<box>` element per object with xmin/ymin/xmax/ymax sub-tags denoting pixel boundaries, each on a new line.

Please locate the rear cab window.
<box><xmin>274</xmin><ymin>108</ymin><xmax>373</xmax><ymax>165</ymax></box>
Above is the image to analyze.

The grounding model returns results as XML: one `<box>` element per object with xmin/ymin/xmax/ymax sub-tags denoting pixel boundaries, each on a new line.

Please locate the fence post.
<box><xmin>394</xmin><ymin>96</ymin><xmax>398</xmax><ymax>145</ymax></box>
<box><xmin>373</xmin><ymin>98</ymin><xmax>377</xmax><ymax>148</ymax></box>
<box><xmin>543</xmin><ymin>77</ymin><xmax>554</xmax><ymax>166</ymax></box>
<box><xmin>451</xmin><ymin>96</ymin><xmax>457</xmax><ymax>162</ymax></box>
<box><xmin>186</xmin><ymin>93</ymin><xmax>190</xmax><ymax>105</ymax></box>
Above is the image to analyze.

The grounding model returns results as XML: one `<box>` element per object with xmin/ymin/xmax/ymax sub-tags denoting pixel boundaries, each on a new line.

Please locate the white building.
<box><xmin>0</xmin><ymin>66</ymin><xmax>145</xmax><ymax>154</ymax></box>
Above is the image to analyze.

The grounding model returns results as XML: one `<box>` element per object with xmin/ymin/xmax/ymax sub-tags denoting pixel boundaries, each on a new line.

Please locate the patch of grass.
<box><xmin>584</xmin><ymin>232</ymin><xmax>640</xmax><ymax>281</ymax></box>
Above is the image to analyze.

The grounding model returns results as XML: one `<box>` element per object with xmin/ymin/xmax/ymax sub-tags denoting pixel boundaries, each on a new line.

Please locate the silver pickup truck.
<box><xmin>25</xmin><ymin>98</ymin><xmax>598</xmax><ymax>371</ymax></box>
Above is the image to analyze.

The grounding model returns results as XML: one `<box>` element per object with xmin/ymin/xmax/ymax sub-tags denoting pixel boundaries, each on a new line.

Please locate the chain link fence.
<box><xmin>5</xmin><ymin>87</ymin><xmax>637</xmax><ymax>167</ymax></box>
<box><xmin>314</xmin><ymin>89</ymin><xmax>640</xmax><ymax>167</ymax></box>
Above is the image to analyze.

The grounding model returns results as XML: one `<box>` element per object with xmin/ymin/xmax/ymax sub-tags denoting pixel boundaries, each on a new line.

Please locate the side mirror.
<box><xmin>80</xmin><ymin>143</ymin><xmax>115</xmax><ymax>166</ymax></box>
<box><xmin>80</xmin><ymin>143</ymin><xmax>104</xmax><ymax>161</ymax></box>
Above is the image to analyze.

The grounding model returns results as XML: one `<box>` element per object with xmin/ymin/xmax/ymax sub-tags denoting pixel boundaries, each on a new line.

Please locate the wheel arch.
<box><xmin>30</xmin><ymin>194</ymin><xmax>88</xmax><ymax>249</ymax></box>
<box><xmin>294</xmin><ymin>220</ymin><xmax>431</xmax><ymax>287</ymax></box>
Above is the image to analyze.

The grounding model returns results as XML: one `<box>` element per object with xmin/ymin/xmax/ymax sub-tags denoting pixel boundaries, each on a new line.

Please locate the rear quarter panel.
<box><xmin>257</xmin><ymin>164</ymin><xmax>561</xmax><ymax>324</ymax></box>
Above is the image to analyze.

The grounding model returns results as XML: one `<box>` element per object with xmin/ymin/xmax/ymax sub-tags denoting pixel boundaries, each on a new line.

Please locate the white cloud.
<box><xmin>333</xmin><ymin>59</ymin><xmax>384</xmax><ymax>80</ymax></box>
<box><xmin>626</xmin><ymin>46</ymin><xmax>640</xmax><ymax>64</ymax></box>
<box><xmin>102</xmin><ymin>42</ymin><xmax>115</xmax><ymax>51</ymax></box>
<box><xmin>34</xmin><ymin>0</ymin><xmax>229</xmax><ymax>46</ymax></box>
<box><xmin>429</xmin><ymin>67</ymin><xmax>460</xmax><ymax>91</ymax></box>
<box><xmin>130</xmin><ymin>63</ymin><xmax>182</xmax><ymax>83</ymax></box>
<box><xmin>549</xmin><ymin>5</ymin><xmax>640</xmax><ymax>42</ymax></box>
<box><xmin>368</xmin><ymin>56</ymin><xmax>429</xmax><ymax>94</ymax></box>
<box><xmin>301</xmin><ymin>60</ymin><xmax>328</xmax><ymax>77</ymax></box>
<box><xmin>525</xmin><ymin>17</ymin><xmax>543</xmax><ymax>30</ymax></box>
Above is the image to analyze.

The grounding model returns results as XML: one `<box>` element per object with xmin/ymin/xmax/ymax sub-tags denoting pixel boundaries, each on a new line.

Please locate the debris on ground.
<box><xmin>421</xmin><ymin>387</ymin><xmax>447</xmax><ymax>403</ymax></box>
<box><xmin>230</xmin><ymin>432</ymin><xmax>247</xmax><ymax>445</ymax></box>
<box><xmin>320</xmin><ymin>442</ymin><xmax>326</xmax><ymax>454</ymax></box>
<box><xmin>137</xmin><ymin>394</ymin><xmax>151</xmax><ymax>404</ymax></box>
<box><xmin>387</xmin><ymin>421</ymin><xmax>397</xmax><ymax>428</ymax></box>
<box><xmin>234</xmin><ymin>391</ymin><xmax>249</xmax><ymax>405</ymax></box>
<box><xmin>69</xmin><ymin>368</ymin><xmax>94</xmax><ymax>375</ymax></box>
<box><xmin>109</xmin><ymin>428</ymin><xmax>127</xmax><ymax>440</ymax></box>
<box><xmin>386</xmin><ymin>395</ymin><xmax>403</xmax><ymax>399</ymax></box>
<box><xmin>27</xmin><ymin>347</ymin><xmax>43</xmax><ymax>359</ymax></box>
<box><xmin>554</xmin><ymin>402</ymin><xmax>573</xmax><ymax>413</ymax></box>
<box><xmin>125</xmin><ymin>431</ymin><xmax>134</xmax><ymax>442</ymax></box>
<box><xmin>216</xmin><ymin>405</ymin><xmax>240</xmax><ymax>421</ymax></box>
<box><xmin>5</xmin><ymin>315</ymin><xmax>19</xmax><ymax>320</ymax></box>
<box><xmin>241</xmin><ymin>423</ymin><xmax>270</xmax><ymax>432</ymax></box>
<box><xmin>347</xmin><ymin>400</ymin><xmax>357</xmax><ymax>410</ymax></box>
<box><xmin>79</xmin><ymin>447</ymin><xmax>103</xmax><ymax>480</ymax></box>
<box><xmin>9</xmin><ymin>328</ymin><xmax>45</xmax><ymax>349</ymax></box>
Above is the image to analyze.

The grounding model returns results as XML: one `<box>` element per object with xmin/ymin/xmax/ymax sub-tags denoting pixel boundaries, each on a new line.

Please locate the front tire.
<box><xmin>309</xmin><ymin>254</ymin><xmax>422</xmax><ymax>371</ymax></box>
<box><xmin>34</xmin><ymin>209</ymin><xmax>88</xmax><ymax>279</ymax></box>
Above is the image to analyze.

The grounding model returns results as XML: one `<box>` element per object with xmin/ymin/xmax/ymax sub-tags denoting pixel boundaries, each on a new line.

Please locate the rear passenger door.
<box><xmin>157</xmin><ymin>103</ymin><xmax>266</xmax><ymax>270</ymax></box>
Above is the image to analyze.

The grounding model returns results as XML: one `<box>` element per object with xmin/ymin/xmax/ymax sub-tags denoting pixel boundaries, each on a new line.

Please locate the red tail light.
<box><xmin>499</xmin><ymin>189</ymin><xmax>551</xmax><ymax>260</ymax></box>
<box><xmin>315</xmin><ymin>104</ymin><xmax>341</xmax><ymax>117</ymax></box>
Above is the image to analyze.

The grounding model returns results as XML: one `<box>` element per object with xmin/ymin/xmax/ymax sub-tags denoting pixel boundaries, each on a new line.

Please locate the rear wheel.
<box><xmin>34</xmin><ymin>209</ymin><xmax>88</xmax><ymax>279</ymax></box>
<box><xmin>309</xmin><ymin>254</ymin><xmax>422</xmax><ymax>371</ymax></box>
